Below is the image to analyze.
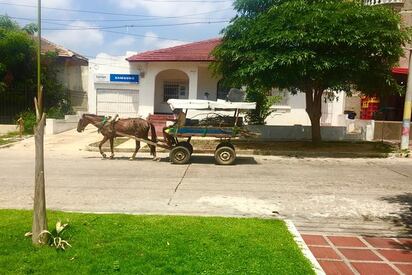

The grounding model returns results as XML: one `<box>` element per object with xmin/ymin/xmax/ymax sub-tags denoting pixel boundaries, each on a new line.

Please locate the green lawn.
<box><xmin>0</xmin><ymin>210</ymin><xmax>314</xmax><ymax>274</ymax></box>
<box><xmin>0</xmin><ymin>131</ymin><xmax>21</xmax><ymax>146</ymax></box>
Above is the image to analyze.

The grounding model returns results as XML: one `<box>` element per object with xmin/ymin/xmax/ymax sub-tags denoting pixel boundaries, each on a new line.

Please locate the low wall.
<box><xmin>45</xmin><ymin>115</ymin><xmax>79</xmax><ymax>135</ymax></box>
<box><xmin>246</xmin><ymin>125</ymin><xmax>348</xmax><ymax>141</ymax></box>
<box><xmin>0</xmin><ymin>124</ymin><xmax>17</xmax><ymax>135</ymax></box>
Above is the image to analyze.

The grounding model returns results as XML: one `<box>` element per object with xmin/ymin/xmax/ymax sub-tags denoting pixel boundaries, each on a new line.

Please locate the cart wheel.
<box><xmin>214</xmin><ymin>146</ymin><xmax>236</xmax><ymax>165</ymax></box>
<box><xmin>177</xmin><ymin>141</ymin><xmax>193</xmax><ymax>155</ymax></box>
<box><xmin>170</xmin><ymin>146</ymin><xmax>191</xmax><ymax>165</ymax></box>
<box><xmin>217</xmin><ymin>141</ymin><xmax>235</xmax><ymax>150</ymax></box>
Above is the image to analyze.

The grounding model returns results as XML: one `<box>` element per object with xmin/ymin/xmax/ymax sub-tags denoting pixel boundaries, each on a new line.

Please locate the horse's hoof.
<box><xmin>109</xmin><ymin>156</ymin><xmax>114</xmax><ymax>159</ymax></box>
<box><xmin>102</xmin><ymin>154</ymin><xmax>107</xmax><ymax>159</ymax></box>
<box><xmin>129</xmin><ymin>157</ymin><xmax>135</xmax><ymax>161</ymax></box>
<box><xmin>153</xmin><ymin>157</ymin><xmax>161</xmax><ymax>162</ymax></box>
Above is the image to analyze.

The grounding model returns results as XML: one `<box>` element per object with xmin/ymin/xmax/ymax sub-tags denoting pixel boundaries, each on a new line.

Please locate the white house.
<box><xmin>88</xmin><ymin>38</ymin><xmax>346</xmax><ymax>126</ymax></box>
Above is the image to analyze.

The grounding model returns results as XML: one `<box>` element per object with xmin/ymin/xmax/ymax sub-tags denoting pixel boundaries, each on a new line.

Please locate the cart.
<box><xmin>118</xmin><ymin>99</ymin><xmax>256</xmax><ymax>165</ymax></box>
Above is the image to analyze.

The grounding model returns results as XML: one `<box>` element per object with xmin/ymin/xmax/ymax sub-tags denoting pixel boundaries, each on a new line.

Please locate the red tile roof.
<box><xmin>127</xmin><ymin>38</ymin><xmax>221</xmax><ymax>62</ymax></box>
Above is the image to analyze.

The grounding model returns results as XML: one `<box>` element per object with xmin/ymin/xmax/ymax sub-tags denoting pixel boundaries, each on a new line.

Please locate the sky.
<box><xmin>0</xmin><ymin>0</ymin><xmax>235</xmax><ymax>59</ymax></box>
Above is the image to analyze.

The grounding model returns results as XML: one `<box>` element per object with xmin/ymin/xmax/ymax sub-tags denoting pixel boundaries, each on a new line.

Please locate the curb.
<box><xmin>285</xmin><ymin>220</ymin><xmax>325</xmax><ymax>275</ymax></box>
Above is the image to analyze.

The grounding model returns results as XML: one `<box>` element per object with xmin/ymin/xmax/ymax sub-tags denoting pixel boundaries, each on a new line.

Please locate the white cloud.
<box><xmin>142</xmin><ymin>31</ymin><xmax>185</xmax><ymax>50</ymax></box>
<box><xmin>44</xmin><ymin>21</ymin><xmax>104</xmax><ymax>55</ymax></box>
<box><xmin>113</xmin><ymin>0</ymin><xmax>229</xmax><ymax>17</ymax></box>
<box><xmin>112</xmin><ymin>36</ymin><xmax>136</xmax><ymax>47</ymax></box>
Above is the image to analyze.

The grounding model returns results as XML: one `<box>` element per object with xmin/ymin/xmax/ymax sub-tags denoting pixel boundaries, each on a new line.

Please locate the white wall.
<box><xmin>266</xmin><ymin>91</ymin><xmax>346</xmax><ymax>126</ymax></box>
<box><xmin>197</xmin><ymin>66</ymin><xmax>219</xmax><ymax>100</ymax></box>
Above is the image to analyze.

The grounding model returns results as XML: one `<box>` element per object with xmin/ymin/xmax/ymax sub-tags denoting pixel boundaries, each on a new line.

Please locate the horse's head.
<box><xmin>77</xmin><ymin>114</ymin><xmax>88</xmax><ymax>132</ymax></box>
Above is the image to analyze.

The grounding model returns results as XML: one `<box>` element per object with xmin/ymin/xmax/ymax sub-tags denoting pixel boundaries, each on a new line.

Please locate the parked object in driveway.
<box><xmin>344</xmin><ymin>110</ymin><xmax>357</xmax><ymax>120</ymax></box>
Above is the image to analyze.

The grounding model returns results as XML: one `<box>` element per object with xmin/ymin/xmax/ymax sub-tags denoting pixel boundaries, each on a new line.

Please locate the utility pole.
<box><xmin>32</xmin><ymin>0</ymin><xmax>48</xmax><ymax>245</ymax></box>
<box><xmin>401</xmin><ymin>49</ymin><xmax>412</xmax><ymax>150</ymax></box>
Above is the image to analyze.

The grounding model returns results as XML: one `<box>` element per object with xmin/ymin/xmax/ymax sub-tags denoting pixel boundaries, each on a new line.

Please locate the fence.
<box><xmin>373</xmin><ymin>120</ymin><xmax>412</xmax><ymax>142</ymax></box>
<box><xmin>0</xmin><ymin>88</ymin><xmax>34</xmax><ymax>124</ymax></box>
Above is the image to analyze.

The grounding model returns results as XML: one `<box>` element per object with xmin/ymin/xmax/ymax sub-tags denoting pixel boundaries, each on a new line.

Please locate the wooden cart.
<box><xmin>119</xmin><ymin>99</ymin><xmax>256</xmax><ymax>165</ymax></box>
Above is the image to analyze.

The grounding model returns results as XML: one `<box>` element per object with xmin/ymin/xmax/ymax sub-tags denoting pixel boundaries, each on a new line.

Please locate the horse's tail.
<box><xmin>149</xmin><ymin>122</ymin><xmax>157</xmax><ymax>156</ymax></box>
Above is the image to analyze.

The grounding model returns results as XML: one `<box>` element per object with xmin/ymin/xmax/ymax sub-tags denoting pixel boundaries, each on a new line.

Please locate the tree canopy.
<box><xmin>0</xmin><ymin>16</ymin><xmax>71</xmax><ymax>125</ymax></box>
<box><xmin>212</xmin><ymin>0</ymin><xmax>410</xmax><ymax>141</ymax></box>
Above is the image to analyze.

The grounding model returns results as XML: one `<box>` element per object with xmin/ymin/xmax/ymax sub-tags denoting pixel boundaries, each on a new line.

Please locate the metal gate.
<box><xmin>96</xmin><ymin>89</ymin><xmax>139</xmax><ymax>118</ymax></box>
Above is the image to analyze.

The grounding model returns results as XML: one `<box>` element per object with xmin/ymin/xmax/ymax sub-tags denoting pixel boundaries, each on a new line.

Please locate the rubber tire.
<box><xmin>216</xmin><ymin>141</ymin><xmax>235</xmax><ymax>150</ymax></box>
<box><xmin>177</xmin><ymin>141</ymin><xmax>193</xmax><ymax>155</ymax></box>
<box><xmin>214</xmin><ymin>146</ymin><xmax>236</xmax><ymax>165</ymax></box>
<box><xmin>170</xmin><ymin>146</ymin><xmax>191</xmax><ymax>165</ymax></box>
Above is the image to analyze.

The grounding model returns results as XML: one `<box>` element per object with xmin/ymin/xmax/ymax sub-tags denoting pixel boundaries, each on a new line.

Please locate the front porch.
<box><xmin>134</xmin><ymin>61</ymin><xmax>221</xmax><ymax>117</ymax></box>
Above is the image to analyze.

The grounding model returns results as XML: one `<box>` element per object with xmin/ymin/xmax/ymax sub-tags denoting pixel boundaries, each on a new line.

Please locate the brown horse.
<box><xmin>77</xmin><ymin>114</ymin><xmax>157</xmax><ymax>160</ymax></box>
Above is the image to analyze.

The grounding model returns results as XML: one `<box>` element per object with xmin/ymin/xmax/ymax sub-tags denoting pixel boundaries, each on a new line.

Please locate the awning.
<box><xmin>392</xmin><ymin>67</ymin><xmax>409</xmax><ymax>75</ymax></box>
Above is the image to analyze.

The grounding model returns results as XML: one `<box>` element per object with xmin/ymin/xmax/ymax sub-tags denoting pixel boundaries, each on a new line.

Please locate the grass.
<box><xmin>0</xmin><ymin>131</ymin><xmax>22</xmax><ymax>146</ymax></box>
<box><xmin>0</xmin><ymin>210</ymin><xmax>314</xmax><ymax>275</ymax></box>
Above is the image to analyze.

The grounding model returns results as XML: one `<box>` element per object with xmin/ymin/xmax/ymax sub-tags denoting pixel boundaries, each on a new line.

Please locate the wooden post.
<box><xmin>32</xmin><ymin>0</ymin><xmax>48</xmax><ymax>245</ymax></box>
<box><xmin>32</xmin><ymin>111</ymin><xmax>48</xmax><ymax>245</ymax></box>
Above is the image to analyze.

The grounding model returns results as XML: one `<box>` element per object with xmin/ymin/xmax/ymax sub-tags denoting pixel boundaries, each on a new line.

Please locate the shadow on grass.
<box><xmin>380</xmin><ymin>193</ymin><xmax>412</xmax><ymax>245</ymax></box>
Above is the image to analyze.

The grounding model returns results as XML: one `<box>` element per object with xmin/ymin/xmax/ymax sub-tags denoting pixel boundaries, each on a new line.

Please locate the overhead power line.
<box><xmin>6</xmin><ymin>16</ymin><xmax>194</xmax><ymax>43</ymax></box>
<box><xmin>0</xmin><ymin>2</ymin><xmax>233</xmax><ymax>18</ymax></box>
<box><xmin>42</xmin><ymin>20</ymin><xmax>230</xmax><ymax>31</ymax></box>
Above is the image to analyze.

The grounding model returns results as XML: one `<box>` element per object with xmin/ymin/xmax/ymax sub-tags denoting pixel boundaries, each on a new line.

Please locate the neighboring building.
<box><xmin>41</xmin><ymin>38</ymin><xmax>89</xmax><ymax>112</ymax></box>
<box><xmin>361</xmin><ymin>0</ymin><xmax>411</xmax><ymax>121</ymax></box>
<box><xmin>88</xmin><ymin>38</ymin><xmax>346</xmax><ymax>126</ymax></box>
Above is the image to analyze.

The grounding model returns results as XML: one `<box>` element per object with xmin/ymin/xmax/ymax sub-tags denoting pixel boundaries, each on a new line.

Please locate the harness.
<box><xmin>97</xmin><ymin>116</ymin><xmax>108</xmax><ymax>133</ymax></box>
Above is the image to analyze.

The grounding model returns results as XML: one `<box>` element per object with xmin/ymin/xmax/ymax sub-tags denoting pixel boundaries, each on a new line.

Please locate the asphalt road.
<box><xmin>1</xmin><ymin>128</ymin><xmax>411</xmax><ymax>236</ymax></box>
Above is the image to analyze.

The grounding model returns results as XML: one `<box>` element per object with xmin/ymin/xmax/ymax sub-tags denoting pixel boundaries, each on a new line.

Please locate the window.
<box><xmin>163</xmin><ymin>82</ymin><xmax>180</xmax><ymax>102</ymax></box>
<box><xmin>217</xmin><ymin>79</ymin><xmax>231</xmax><ymax>100</ymax></box>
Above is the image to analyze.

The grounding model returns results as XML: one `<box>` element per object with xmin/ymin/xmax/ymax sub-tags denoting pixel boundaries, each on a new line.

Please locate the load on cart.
<box><xmin>162</xmin><ymin>98</ymin><xmax>256</xmax><ymax>165</ymax></box>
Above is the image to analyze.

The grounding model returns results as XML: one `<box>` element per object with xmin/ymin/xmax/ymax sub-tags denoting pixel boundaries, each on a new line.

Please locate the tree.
<box><xmin>0</xmin><ymin>15</ymin><xmax>72</xmax><ymax>124</ymax></box>
<box><xmin>212</xmin><ymin>0</ymin><xmax>410</xmax><ymax>142</ymax></box>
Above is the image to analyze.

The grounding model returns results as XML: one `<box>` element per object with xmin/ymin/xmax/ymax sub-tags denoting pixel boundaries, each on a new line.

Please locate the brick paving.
<box><xmin>302</xmin><ymin>234</ymin><xmax>412</xmax><ymax>275</ymax></box>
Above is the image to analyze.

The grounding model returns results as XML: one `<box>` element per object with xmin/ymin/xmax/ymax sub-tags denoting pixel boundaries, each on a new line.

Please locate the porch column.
<box><xmin>188</xmin><ymin>68</ymin><xmax>198</xmax><ymax>100</ymax></box>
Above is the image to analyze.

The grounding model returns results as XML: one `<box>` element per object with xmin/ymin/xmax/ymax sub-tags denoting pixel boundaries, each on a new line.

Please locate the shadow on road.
<box><xmin>83</xmin><ymin>155</ymin><xmax>258</xmax><ymax>165</ymax></box>
<box><xmin>380</xmin><ymin>193</ymin><xmax>412</xmax><ymax>244</ymax></box>
<box><xmin>186</xmin><ymin>155</ymin><xmax>258</xmax><ymax>165</ymax></box>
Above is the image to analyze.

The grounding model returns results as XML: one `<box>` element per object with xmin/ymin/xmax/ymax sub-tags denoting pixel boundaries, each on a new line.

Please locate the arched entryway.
<box><xmin>154</xmin><ymin>69</ymin><xmax>189</xmax><ymax>114</ymax></box>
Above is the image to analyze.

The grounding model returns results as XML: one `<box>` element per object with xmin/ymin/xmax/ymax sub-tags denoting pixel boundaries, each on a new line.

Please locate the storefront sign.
<box><xmin>94</xmin><ymin>74</ymin><xmax>109</xmax><ymax>83</ymax></box>
<box><xmin>110</xmin><ymin>74</ymin><xmax>139</xmax><ymax>83</ymax></box>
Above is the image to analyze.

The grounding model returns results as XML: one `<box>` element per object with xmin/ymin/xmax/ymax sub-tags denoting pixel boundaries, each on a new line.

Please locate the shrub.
<box><xmin>245</xmin><ymin>87</ymin><xmax>281</xmax><ymax>125</ymax></box>
<box><xmin>17</xmin><ymin>110</ymin><xmax>36</xmax><ymax>134</ymax></box>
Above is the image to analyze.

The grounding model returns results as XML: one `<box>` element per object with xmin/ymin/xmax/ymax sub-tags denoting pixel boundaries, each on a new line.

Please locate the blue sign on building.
<box><xmin>110</xmin><ymin>74</ymin><xmax>139</xmax><ymax>83</ymax></box>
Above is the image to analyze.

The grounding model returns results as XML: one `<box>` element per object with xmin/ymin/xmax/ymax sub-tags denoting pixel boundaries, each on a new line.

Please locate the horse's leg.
<box><xmin>99</xmin><ymin>136</ymin><xmax>109</xmax><ymax>158</ymax></box>
<box><xmin>109</xmin><ymin>138</ymin><xmax>114</xmax><ymax>159</ymax></box>
<box><xmin>130</xmin><ymin>140</ymin><xmax>140</xmax><ymax>160</ymax></box>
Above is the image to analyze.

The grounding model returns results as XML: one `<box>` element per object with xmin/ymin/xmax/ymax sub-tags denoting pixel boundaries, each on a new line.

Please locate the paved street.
<box><xmin>0</xmin><ymin>128</ymin><xmax>411</xmax><ymax>236</ymax></box>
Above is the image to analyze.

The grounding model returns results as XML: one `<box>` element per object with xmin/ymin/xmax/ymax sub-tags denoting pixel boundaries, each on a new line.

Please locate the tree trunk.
<box><xmin>305</xmin><ymin>90</ymin><xmax>323</xmax><ymax>143</ymax></box>
<box><xmin>32</xmin><ymin>113</ymin><xmax>48</xmax><ymax>245</ymax></box>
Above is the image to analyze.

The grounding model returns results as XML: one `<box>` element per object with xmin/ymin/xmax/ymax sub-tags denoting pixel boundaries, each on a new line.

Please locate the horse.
<box><xmin>77</xmin><ymin>114</ymin><xmax>157</xmax><ymax>160</ymax></box>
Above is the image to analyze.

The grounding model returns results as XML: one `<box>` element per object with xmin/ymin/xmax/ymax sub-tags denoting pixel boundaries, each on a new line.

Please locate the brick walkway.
<box><xmin>302</xmin><ymin>234</ymin><xmax>412</xmax><ymax>275</ymax></box>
